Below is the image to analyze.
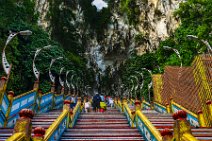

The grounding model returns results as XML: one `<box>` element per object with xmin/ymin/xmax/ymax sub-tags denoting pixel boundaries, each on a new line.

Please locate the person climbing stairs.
<box><xmin>60</xmin><ymin>107</ymin><xmax>144</xmax><ymax>141</ymax></box>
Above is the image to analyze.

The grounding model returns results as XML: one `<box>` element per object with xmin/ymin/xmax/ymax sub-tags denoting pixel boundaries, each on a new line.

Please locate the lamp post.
<box><xmin>134</xmin><ymin>71</ymin><xmax>144</xmax><ymax>99</ymax></box>
<box><xmin>187</xmin><ymin>35</ymin><xmax>212</xmax><ymax>55</ymax></box>
<box><xmin>33</xmin><ymin>45</ymin><xmax>52</xmax><ymax>80</ymax></box>
<box><xmin>141</xmin><ymin>68</ymin><xmax>152</xmax><ymax>103</ymax></box>
<box><xmin>1</xmin><ymin>30</ymin><xmax>32</xmax><ymax>83</ymax></box>
<box><xmin>32</xmin><ymin>45</ymin><xmax>52</xmax><ymax>90</ymax></box>
<box><xmin>163</xmin><ymin>46</ymin><xmax>182</xmax><ymax>67</ymax></box>
<box><xmin>49</xmin><ymin>57</ymin><xmax>63</xmax><ymax>83</ymax></box>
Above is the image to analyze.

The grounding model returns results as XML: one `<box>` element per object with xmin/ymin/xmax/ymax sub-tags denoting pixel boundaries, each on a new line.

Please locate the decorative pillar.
<box><xmin>160</xmin><ymin>128</ymin><xmax>173</xmax><ymax>141</ymax></box>
<box><xmin>166</xmin><ymin>103</ymin><xmax>171</xmax><ymax>113</ymax></box>
<box><xmin>33</xmin><ymin>80</ymin><xmax>39</xmax><ymax>90</ymax></box>
<box><xmin>206</xmin><ymin>100</ymin><xmax>212</xmax><ymax>124</ymax></box>
<box><xmin>13</xmin><ymin>109</ymin><xmax>34</xmax><ymax>141</ymax></box>
<box><xmin>33</xmin><ymin>127</ymin><xmax>45</xmax><ymax>141</ymax></box>
<box><xmin>140</xmin><ymin>97</ymin><xmax>144</xmax><ymax>109</ymax></box>
<box><xmin>50</xmin><ymin>83</ymin><xmax>55</xmax><ymax>93</ymax></box>
<box><xmin>4</xmin><ymin>91</ymin><xmax>15</xmax><ymax>127</ymax></box>
<box><xmin>0</xmin><ymin>76</ymin><xmax>7</xmax><ymax>91</ymax></box>
<box><xmin>0</xmin><ymin>76</ymin><xmax>7</xmax><ymax>104</ymax></box>
<box><xmin>37</xmin><ymin>89</ymin><xmax>43</xmax><ymax>112</ymax></box>
<box><xmin>197</xmin><ymin>110</ymin><xmax>206</xmax><ymax>127</ymax></box>
<box><xmin>172</xmin><ymin>110</ymin><xmax>198</xmax><ymax>141</ymax></box>
<box><xmin>135</xmin><ymin>100</ymin><xmax>141</xmax><ymax>112</ymax></box>
<box><xmin>122</xmin><ymin>97</ymin><xmax>127</xmax><ymax>112</ymax></box>
<box><xmin>63</xmin><ymin>100</ymin><xmax>71</xmax><ymax>110</ymax></box>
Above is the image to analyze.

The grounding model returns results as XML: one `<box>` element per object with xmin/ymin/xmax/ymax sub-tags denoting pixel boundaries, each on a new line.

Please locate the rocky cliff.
<box><xmin>35</xmin><ymin>0</ymin><xmax>183</xmax><ymax>67</ymax></box>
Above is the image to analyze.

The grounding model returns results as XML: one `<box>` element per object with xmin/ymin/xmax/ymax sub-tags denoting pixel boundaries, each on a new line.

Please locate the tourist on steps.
<box><xmin>93</xmin><ymin>93</ymin><xmax>101</xmax><ymax>112</ymax></box>
<box><xmin>84</xmin><ymin>98</ymin><xmax>91</xmax><ymax>113</ymax></box>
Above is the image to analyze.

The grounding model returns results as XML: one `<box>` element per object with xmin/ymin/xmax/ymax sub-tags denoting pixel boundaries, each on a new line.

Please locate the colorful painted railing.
<box><xmin>154</xmin><ymin>102</ymin><xmax>167</xmax><ymax>114</ymax></box>
<box><xmin>44</xmin><ymin>100</ymin><xmax>81</xmax><ymax>140</ymax></box>
<box><xmin>0</xmin><ymin>94</ymin><xmax>9</xmax><ymax>127</ymax></box>
<box><xmin>38</xmin><ymin>92</ymin><xmax>54</xmax><ymax>113</ymax></box>
<box><xmin>54</xmin><ymin>94</ymin><xmax>64</xmax><ymax>109</ymax></box>
<box><xmin>142</xmin><ymin>100</ymin><xmax>151</xmax><ymax>110</ymax></box>
<box><xmin>171</xmin><ymin>101</ymin><xmax>199</xmax><ymax>127</ymax></box>
<box><xmin>44</xmin><ymin>108</ymin><xmax>69</xmax><ymax>141</ymax></box>
<box><xmin>0</xmin><ymin>89</ymin><xmax>70</xmax><ymax>127</ymax></box>
<box><xmin>7</xmin><ymin>90</ymin><xmax>37</xmax><ymax>127</ymax></box>
<box><xmin>69</xmin><ymin>101</ymin><xmax>81</xmax><ymax>127</ymax></box>
<box><xmin>120</xmin><ymin>100</ymin><xmax>163</xmax><ymax>141</ymax></box>
<box><xmin>136</xmin><ymin>110</ymin><xmax>162</xmax><ymax>141</ymax></box>
<box><xmin>123</xmin><ymin>102</ymin><xmax>135</xmax><ymax>127</ymax></box>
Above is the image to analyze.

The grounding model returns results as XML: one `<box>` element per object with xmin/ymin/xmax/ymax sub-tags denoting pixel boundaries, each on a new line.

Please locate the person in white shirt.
<box><xmin>84</xmin><ymin>99</ymin><xmax>90</xmax><ymax>113</ymax></box>
<box><xmin>109</xmin><ymin>97</ymin><xmax>114</xmax><ymax>108</ymax></box>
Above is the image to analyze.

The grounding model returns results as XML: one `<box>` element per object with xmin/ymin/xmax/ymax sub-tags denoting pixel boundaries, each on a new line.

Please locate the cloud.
<box><xmin>92</xmin><ymin>0</ymin><xmax>108</xmax><ymax>11</ymax></box>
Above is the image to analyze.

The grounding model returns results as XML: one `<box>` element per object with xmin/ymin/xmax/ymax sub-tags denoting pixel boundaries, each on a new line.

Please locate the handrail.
<box><xmin>123</xmin><ymin>103</ymin><xmax>134</xmax><ymax>121</ymax></box>
<box><xmin>44</xmin><ymin>108</ymin><xmax>69</xmax><ymax>140</ymax></box>
<box><xmin>6</xmin><ymin>133</ymin><xmax>25</xmax><ymax>141</ymax></box>
<box><xmin>143</xmin><ymin>100</ymin><xmax>150</xmax><ymax>107</ymax></box>
<box><xmin>154</xmin><ymin>102</ymin><xmax>166</xmax><ymax>109</ymax></box>
<box><xmin>13</xmin><ymin>89</ymin><xmax>36</xmax><ymax>100</ymax></box>
<box><xmin>136</xmin><ymin>110</ymin><xmax>162</xmax><ymax>141</ymax></box>
<box><xmin>182</xmin><ymin>133</ymin><xmax>199</xmax><ymax>141</ymax></box>
<box><xmin>171</xmin><ymin>101</ymin><xmax>198</xmax><ymax>118</ymax></box>
<box><xmin>73</xmin><ymin>102</ymin><xmax>80</xmax><ymax>115</ymax></box>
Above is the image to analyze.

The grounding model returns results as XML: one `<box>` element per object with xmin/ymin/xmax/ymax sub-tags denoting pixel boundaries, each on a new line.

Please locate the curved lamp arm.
<box><xmin>2</xmin><ymin>30</ymin><xmax>32</xmax><ymax>75</ymax></box>
<box><xmin>49</xmin><ymin>57</ymin><xmax>63</xmax><ymax>83</ymax></box>
<box><xmin>66</xmin><ymin>70</ymin><xmax>70</xmax><ymax>89</ymax></box>
<box><xmin>59</xmin><ymin>67</ymin><xmax>64</xmax><ymax>87</ymax></box>
<box><xmin>33</xmin><ymin>45</ymin><xmax>52</xmax><ymax>80</ymax></box>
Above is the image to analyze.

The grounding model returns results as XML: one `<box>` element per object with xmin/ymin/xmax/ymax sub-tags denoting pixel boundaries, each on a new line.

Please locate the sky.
<box><xmin>92</xmin><ymin>0</ymin><xmax>108</xmax><ymax>11</ymax></box>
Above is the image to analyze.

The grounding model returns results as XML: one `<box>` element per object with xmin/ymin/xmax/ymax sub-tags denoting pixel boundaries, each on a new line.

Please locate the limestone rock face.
<box><xmin>35</xmin><ymin>0</ymin><xmax>50</xmax><ymax>28</ymax></box>
<box><xmin>34</xmin><ymin>0</ymin><xmax>183</xmax><ymax>66</ymax></box>
<box><xmin>135</xmin><ymin>0</ymin><xmax>183</xmax><ymax>55</ymax></box>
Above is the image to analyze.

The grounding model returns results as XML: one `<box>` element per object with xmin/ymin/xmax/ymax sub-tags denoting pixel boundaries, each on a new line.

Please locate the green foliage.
<box><xmin>0</xmin><ymin>0</ymin><xmax>93</xmax><ymax>95</ymax></box>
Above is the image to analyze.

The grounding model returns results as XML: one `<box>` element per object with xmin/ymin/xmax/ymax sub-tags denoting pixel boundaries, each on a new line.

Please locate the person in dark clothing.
<box><xmin>93</xmin><ymin>93</ymin><xmax>101</xmax><ymax>112</ymax></box>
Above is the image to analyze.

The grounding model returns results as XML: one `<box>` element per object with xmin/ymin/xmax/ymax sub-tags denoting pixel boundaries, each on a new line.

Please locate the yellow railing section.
<box><xmin>6</xmin><ymin>133</ymin><xmax>25</xmax><ymax>141</ymax></box>
<box><xmin>192</xmin><ymin>55</ymin><xmax>212</xmax><ymax>127</ymax></box>
<box><xmin>136</xmin><ymin>110</ymin><xmax>162</xmax><ymax>141</ymax></box>
<box><xmin>13</xmin><ymin>90</ymin><xmax>36</xmax><ymax>100</ymax></box>
<box><xmin>123</xmin><ymin>102</ymin><xmax>135</xmax><ymax>127</ymax></box>
<box><xmin>181</xmin><ymin>133</ymin><xmax>199</xmax><ymax>141</ymax></box>
<box><xmin>171</xmin><ymin>101</ymin><xmax>198</xmax><ymax>119</ymax></box>
<box><xmin>152</xmin><ymin>74</ymin><xmax>162</xmax><ymax>103</ymax></box>
<box><xmin>44</xmin><ymin>108</ymin><xmax>69</xmax><ymax>140</ymax></box>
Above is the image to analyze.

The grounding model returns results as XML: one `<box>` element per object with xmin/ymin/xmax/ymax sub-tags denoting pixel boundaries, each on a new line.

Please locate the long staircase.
<box><xmin>143</xmin><ymin>110</ymin><xmax>212</xmax><ymax>141</ymax></box>
<box><xmin>0</xmin><ymin>110</ymin><xmax>61</xmax><ymax>141</ymax></box>
<box><xmin>60</xmin><ymin>107</ymin><xmax>144</xmax><ymax>141</ymax></box>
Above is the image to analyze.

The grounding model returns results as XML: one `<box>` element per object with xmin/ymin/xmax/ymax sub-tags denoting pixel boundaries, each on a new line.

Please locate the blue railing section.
<box><xmin>171</xmin><ymin>103</ymin><xmax>199</xmax><ymax>127</ymax></box>
<box><xmin>54</xmin><ymin>95</ymin><xmax>64</xmax><ymax>109</ymax></box>
<box><xmin>39</xmin><ymin>93</ymin><xmax>53</xmax><ymax>113</ymax></box>
<box><xmin>70</xmin><ymin>105</ymin><xmax>80</xmax><ymax>127</ymax></box>
<box><xmin>47</xmin><ymin>114</ymin><xmax>68</xmax><ymax>141</ymax></box>
<box><xmin>123</xmin><ymin>106</ymin><xmax>135</xmax><ymax>127</ymax></box>
<box><xmin>1</xmin><ymin>94</ymin><xmax>9</xmax><ymax>116</ymax></box>
<box><xmin>142</xmin><ymin>101</ymin><xmax>151</xmax><ymax>110</ymax></box>
<box><xmin>7</xmin><ymin>91</ymin><xmax>36</xmax><ymax>127</ymax></box>
<box><xmin>0</xmin><ymin>94</ymin><xmax>9</xmax><ymax>127</ymax></box>
<box><xmin>136</xmin><ymin>115</ymin><xmax>160</xmax><ymax>141</ymax></box>
<box><xmin>154</xmin><ymin>102</ymin><xmax>167</xmax><ymax>114</ymax></box>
